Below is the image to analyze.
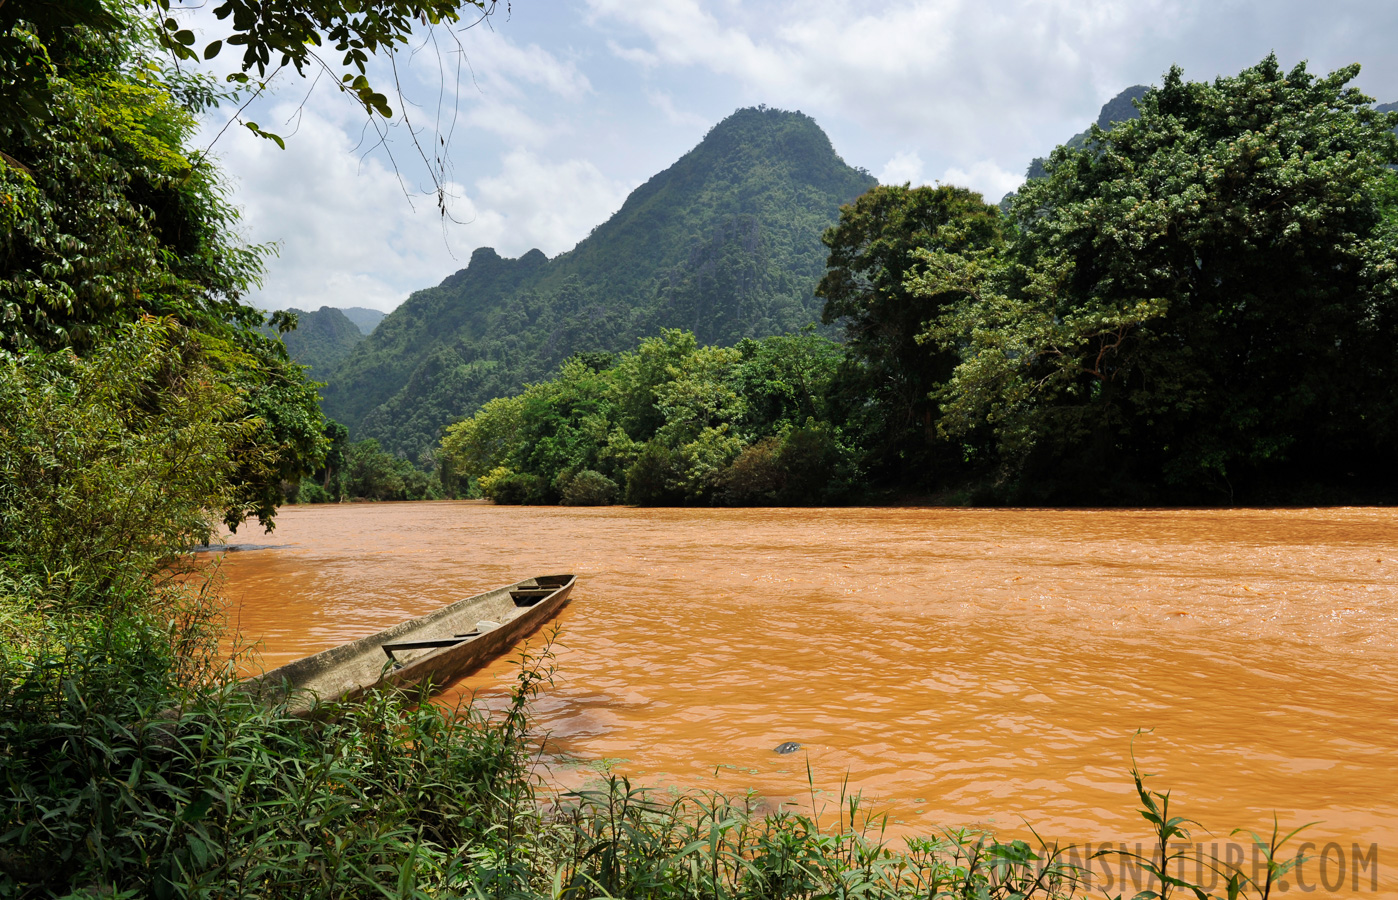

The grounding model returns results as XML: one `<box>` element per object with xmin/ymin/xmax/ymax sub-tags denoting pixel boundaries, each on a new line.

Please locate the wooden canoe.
<box><xmin>247</xmin><ymin>574</ymin><xmax>575</xmax><ymax>714</ymax></box>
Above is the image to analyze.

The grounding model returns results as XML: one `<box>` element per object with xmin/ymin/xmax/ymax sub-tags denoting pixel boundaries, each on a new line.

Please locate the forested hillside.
<box><xmin>274</xmin><ymin>306</ymin><xmax>366</xmax><ymax>377</ymax></box>
<box><xmin>339</xmin><ymin>306</ymin><xmax>386</xmax><ymax>334</ymax></box>
<box><xmin>321</xmin><ymin>107</ymin><xmax>876</xmax><ymax>461</ymax></box>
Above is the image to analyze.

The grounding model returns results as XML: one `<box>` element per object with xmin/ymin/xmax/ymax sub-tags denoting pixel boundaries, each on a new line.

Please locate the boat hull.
<box><xmin>247</xmin><ymin>574</ymin><xmax>574</xmax><ymax>714</ymax></box>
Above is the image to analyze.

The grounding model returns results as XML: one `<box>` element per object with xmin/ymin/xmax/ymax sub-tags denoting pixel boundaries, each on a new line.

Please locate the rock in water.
<box><xmin>774</xmin><ymin>741</ymin><xmax>801</xmax><ymax>754</ymax></box>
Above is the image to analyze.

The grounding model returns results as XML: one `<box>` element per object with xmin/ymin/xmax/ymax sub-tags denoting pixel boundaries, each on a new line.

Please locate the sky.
<box><xmin>187</xmin><ymin>0</ymin><xmax>1398</xmax><ymax>314</ymax></box>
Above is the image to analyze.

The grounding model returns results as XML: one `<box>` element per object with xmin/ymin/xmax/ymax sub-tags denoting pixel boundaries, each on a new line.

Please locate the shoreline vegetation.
<box><xmin>296</xmin><ymin>57</ymin><xmax>1398</xmax><ymax>510</ymax></box>
<box><xmin>1</xmin><ymin>0</ymin><xmax>1394</xmax><ymax>892</ymax></box>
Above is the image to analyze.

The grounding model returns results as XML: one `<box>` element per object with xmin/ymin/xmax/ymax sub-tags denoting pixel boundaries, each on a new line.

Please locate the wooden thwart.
<box><xmin>381</xmin><ymin>638</ymin><xmax>466</xmax><ymax>661</ymax></box>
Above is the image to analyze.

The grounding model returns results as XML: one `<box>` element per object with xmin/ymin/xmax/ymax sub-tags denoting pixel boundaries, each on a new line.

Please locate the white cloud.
<box><xmin>211</xmin><ymin>95</ymin><xmax>634</xmax><ymax>310</ymax></box>
<box><xmin>463</xmin><ymin>97</ymin><xmax>562</xmax><ymax>145</ymax></box>
<box><xmin>940</xmin><ymin>160</ymin><xmax>1025</xmax><ymax>202</ymax></box>
<box><xmin>647</xmin><ymin>89</ymin><xmax>710</xmax><ymax>128</ymax></box>
<box><xmin>473</xmin><ymin>150</ymin><xmax>634</xmax><ymax>256</ymax></box>
<box><xmin>584</xmin><ymin>0</ymin><xmax>1200</xmax><ymax>157</ymax></box>
<box><xmin>208</xmin><ymin>101</ymin><xmax>497</xmax><ymax>312</ymax></box>
<box><xmin>457</xmin><ymin>31</ymin><xmax>593</xmax><ymax>100</ymax></box>
<box><xmin>587</xmin><ymin>0</ymin><xmax>793</xmax><ymax>87</ymax></box>
<box><xmin>607</xmin><ymin>39</ymin><xmax>660</xmax><ymax>68</ymax></box>
<box><xmin>880</xmin><ymin>151</ymin><xmax>1022</xmax><ymax>201</ymax></box>
<box><xmin>878</xmin><ymin>150</ymin><xmax>927</xmax><ymax>186</ymax></box>
<box><xmin>194</xmin><ymin>0</ymin><xmax>1398</xmax><ymax>315</ymax></box>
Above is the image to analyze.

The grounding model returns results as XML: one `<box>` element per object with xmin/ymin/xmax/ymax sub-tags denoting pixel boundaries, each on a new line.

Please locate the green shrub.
<box><xmin>401</xmin><ymin>465</ymin><xmax>443</xmax><ymax>501</ymax></box>
<box><xmin>0</xmin><ymin>320</ymin><xmax>243</xmax><ymax>604</ymax></box>
<box><xmin>715</xmin><ymin>436</ymin><xmax>785</xmax><ymax>504</ymax></box>
<box><xmin>560</xmin><ymin>469</ymin><xmax>619</xmax><ymax>506</ymax></box>
<box><xmin>0</xmin><ymin>640</ymin><xmax>554</xmax><ymax>899</ymax></box>
<box><xmin>344</xmin><ymin>438</ymin><xmax>407</xmax><ymax>499</ymax></box>
<box><xmin>486</xmin><ymin>472</ymin><xmax>547</xmax><ymax>505</ymax></box>
<box><xmin>624</xmin><ymin>442</ymin><xmax>686</xmax><ymax>505</ymax></box>
<box><xmin>296</xmin><ymin>479</ymin><xmax>331</xmax><ymax>503</ymax></box>
<box><xmin>777</xmin><ymin>422</ymin><xmax>854</xmax><ymax>504</ymax></box>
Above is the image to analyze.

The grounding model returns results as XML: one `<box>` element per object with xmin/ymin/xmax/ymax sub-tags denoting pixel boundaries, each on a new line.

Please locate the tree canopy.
<box><xmin>923</xmin><ymin>55</ymin><xmax>1398</xmax><ymax>502</ymax></box>
<box><xmin>438</xmin><ymin>330</ymin><xmax>859</xmax><ymax>506</ymax></box>
<box><xmin>3</xmin><ymin>0</ymin><xmax>526</xmax><ymax>525</ymax></box>
<box><xmin>816</xmin><ymin>183</ymin><xmax>1004</xmax><ymax>483</ymax></box>
<box><xmin>1</xmin><ymin>4</ymin><xmax>337</xmax><ymax>527</ymax></box>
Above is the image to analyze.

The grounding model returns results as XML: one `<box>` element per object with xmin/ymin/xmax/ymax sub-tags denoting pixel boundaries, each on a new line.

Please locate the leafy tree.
<box><xmin>817</xmin><ymin>184</ymin><xmax>1004</xmax><ymax>482</ymax></box>
<box><xmin>0</xmin><ymin>318</ymin><xmax>245</xmax><ymax>607</ymax></box>
<box><xmin>331</xmin><ymin>438</ymin><xmax>441</xmax><ymax>501</ymax></box>
<box><xmin>622</xmin><ymin>442</ymin><xmax>685</xmax><ymax>506</ymax></box>
<box><xmin>928</xmin><ymin>56</ymin><xmax>1398</xmax><ymax>502</ymax></box>
<box><xmin>558</xmin><ymin>470</ymin><xmax>619</xmax><ymax>506</ymax></box>
<box><xmin>440</xmin><ymin>393</ymin><xmax>527</xmax><ymax>495</ymax></box>
<box><xmin>1</xmin><ymin>23</ymin><xmax>263</xmax><ymax>350</ymax></box>
<box><xmin>321</xmin><ymin>419</ymin><xmax>351</xmax><ymax>494</ymax></box>
<box><xmin>343</xmin><ymin>438</ymin><xmax>405</xmax><ymax>499</ymax></box>
<box><xmin>730</xmin><ymin>331</ymin><xmax>845</xmax><ymax>436</ymax></box>
<box><xmin>1</xmin><ymin>1</ymin><xmax>341</xmax><ymax>528</ymax></box>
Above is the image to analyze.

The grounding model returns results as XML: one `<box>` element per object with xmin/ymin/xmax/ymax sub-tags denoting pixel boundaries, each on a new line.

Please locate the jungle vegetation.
<box><xmin>0</xmin><ymin>0</ymin><xmax>329</xmax><ymax>528</ymax></box>
<box><xmin>442</xmin><ymin>57</ymin><xmax>1398</xmax><ymax>507</ymax></box>
<box><xmin>438</xmin><ymin>330</ymin><xmax>858</xmax><ymax>506</ymax></box>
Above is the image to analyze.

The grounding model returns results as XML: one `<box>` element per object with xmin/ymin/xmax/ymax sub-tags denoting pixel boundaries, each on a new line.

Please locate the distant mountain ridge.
<box><xmin>268</xmin><ymin>306</ymin><xmax>365</xmax><ymax>378</ymax></box>
<box><xmin>339</xmin><ymin>307</ymin><xmax>386</xmax><ymax>335</ymax></box>
<box><xmin>321</xmin><ymin>107</ymin><xmax>876</xmax><ymax>461</ymax></box>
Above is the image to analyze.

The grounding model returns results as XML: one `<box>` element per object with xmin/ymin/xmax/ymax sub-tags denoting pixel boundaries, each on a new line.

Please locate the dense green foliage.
<box><xmin>0</xmin><ymin>321</ymin><xmax>248</xmax><ymax>608</ymax></box>
<box><xmin>816</xmin><ymin>185</ymin><xmax>1004</xmax><ymax>484</ymax></box>
<box><xmin>1</xmin><ymin>0</ymin><xmax>327</xmax><ymax>529</ymax></box>
<box><xmin>439</xmin><ymin>330</ymin><xmax>859</xmax><ymax>505</ymax></box>
<box><xmin>323</xmin><ymin>107</ymin><xmax>877</xmax><ymax>462</ymax></box>
<box><xmin>298</xmin><ymin>436</ymin><xmax>444</xmax><ymax>502</ymax></box>
<box><xmin>924</xmin><ymin>56</ymin><xmax>1398</xmax><ymax>503</ymax></box>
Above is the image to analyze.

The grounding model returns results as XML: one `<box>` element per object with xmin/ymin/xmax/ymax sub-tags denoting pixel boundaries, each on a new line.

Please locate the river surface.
<box><xmin>215</xmin><ymin>502</ymin><xmax>1398</xmax><ymax>895</ymax></box>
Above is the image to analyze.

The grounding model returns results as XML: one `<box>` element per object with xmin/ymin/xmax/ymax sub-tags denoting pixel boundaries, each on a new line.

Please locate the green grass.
<box><xmin>0</xmin><ymin>619</ymin><xmax>1317</xmax><ymax>899</ymax></box>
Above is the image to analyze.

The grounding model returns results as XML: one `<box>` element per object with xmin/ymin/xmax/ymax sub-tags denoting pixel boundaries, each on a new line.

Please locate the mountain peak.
<box><xmin>682</xmin><ymin>105</ymin><xmax>868</xmax><ymax>192</ymax></box>
<box><xmin>1003</xmin><ymin>84</ymin><xmax>1155</xmax><ymax>206</ymax></box>
<box><xmin>1096</xmin><ymin>85</ymin><xmax>1149</xmax><ymax>130</ymax></box>
<box><xmin>321</xmin><ymin>106</ymin><xmax>876</xmax><ymax>459</ymax></box>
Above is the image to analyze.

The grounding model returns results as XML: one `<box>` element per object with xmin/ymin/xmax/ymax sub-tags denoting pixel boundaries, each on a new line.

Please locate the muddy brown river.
<box><xmin>215</xmin><ymin>502</ymin><xmax>1398</xmax><ymax>895</ymax></box>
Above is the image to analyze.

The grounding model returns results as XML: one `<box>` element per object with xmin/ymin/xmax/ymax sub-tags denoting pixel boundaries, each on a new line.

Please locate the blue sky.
<box><xmin>188</xmin><ymin>0</ymin><xmax>1398</xmax><ymax>313</ymax></box>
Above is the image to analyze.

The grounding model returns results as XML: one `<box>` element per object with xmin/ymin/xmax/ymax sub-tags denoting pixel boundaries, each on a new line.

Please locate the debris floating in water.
<box><xmin>774</xmin><ymin>741</ymin><xmax>801</xmax><ymax>754</ymax></box>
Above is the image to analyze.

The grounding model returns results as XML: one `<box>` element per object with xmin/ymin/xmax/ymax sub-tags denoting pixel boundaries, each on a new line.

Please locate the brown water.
<box><xmin>216</xmin><ymin>502</ymin><xmax>1398</xmax><ymax>894</ymax></box>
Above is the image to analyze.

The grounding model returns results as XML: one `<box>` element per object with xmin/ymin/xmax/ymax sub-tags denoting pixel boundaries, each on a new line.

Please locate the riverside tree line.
<box><xmin>433</xmin><ymin>57</ymin><xmax>1398</xmax><ymax>507</ymax></box>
